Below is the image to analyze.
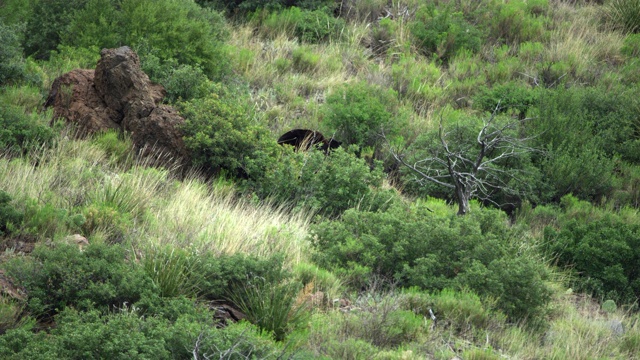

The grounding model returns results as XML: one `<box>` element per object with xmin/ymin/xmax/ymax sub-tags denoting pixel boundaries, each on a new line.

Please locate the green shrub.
<box><xmin>487</xmin><ymin>0</ymin><xmax>548</xmax><ymax>45</ymax></box>
<box><xmin>0</xmin><ymin>307</ymin><xmax>282</xmax><ymax>359</ymax></box>
<box><xmin>473</xmin><ymin>81</ymin><xmax>539</xmax><ymax>119</ymax></box>
<box><xmin>22</xmin><ymin>0</ymin><xmax>87</xmax><ymax>59</ymax></box>
<box><xmin>292</xmin><ymin>45</ymin><xmax>320</xmax><ymax>73</ymax></box>
<box><xmin>543</xmin><ymin>215</ymin><xmax>640</xmax><ymax>303</ymax></box>
<box><xmin>0</xmin><ymin>23</ymin><xmax>26</xmax><ymax>85</ymax></box>
<box><xmin>323</xmin><ymin>81</ymin><xmax>402</xmax><ymax>153</ymax></box>
<box><xmin>402</xmin><ymin>288</ymin><xmax>501</xmax><ymax>333</ymax></box>
<box><xmin>179</xmin><ymin>86</ymin><xmax>278</xmax><ymax>179</ymax></box>
<box><xmin>247</xmin><ymin>147</ymin><xmax>385</xmax><ymax>217</ymax></box>
<box><xmin>311</xmin><ymin>203</ymin><xmax>551</xmax><ymax>321</ymax></box>
<box><xmin>410</xmin><ymin>4</ymin><xmax>482</xmax><ymax>64</ymax></box>
<box><xmin>22</xmin><ymin>200</ymin><xmax>85</xmax><ymax>239</ymax></box>
<box><xmin>64</xmin><ymin>0</ymin><xmax>230</xmax><ymax>79</ymax></box>
<box><xmin>0</xmin><ymin>302</ymin><xmax>282</xmax><ymax>360</ymax></box>
<box><xmin>622</xmin><ymin>34</ymin><xmax>640</xmax><ymax>57</ymax></box>
<box><xmin>606</xmin><ymin>0</ymin><xmax>640</xmax><ymax>34</ymax></box>
<box><xmin>197</xmin><ymin>0</ymin><xmax>335</xmax><ymax>13</ymax></box>
<box><xmin>530</xmin><ymin>86</ymin><xmax>640</xmax><ymax>202</ymax></box>
<box><xmin>0</xmin><ymin>191</ymin><xmax>23</xmax><ymax>237</ymax></box>
<box><xmin>1</xmin><ymin>243</ymin><xmax>156</xmax><ymax>321</ymax></box>
<box><xmin>138</xmin><ymin>52</ymin><xmax>214</xmax><ymax>103</ymax></box>
<box><xmin>91</xmin><ymin>130</ymin><xmax>133</xmax><ymax>166</ymax></box>
<box><xmin>390</xmin><ymin>54</ymin><xmax>445</xmax><ymax>110</ymax></box>
<box><xmin>0</xmin><ymin>105</ymin><xmax>56</xmax><ymax>155</ymax></box>
<box><xmin>191</xmin><ymin>252</ymin><xmax>290</xmax><ymax>301</ymax></box>
<box><xmin>260</xmin><ymin>7</ymin><xmax>345</xmax><ymax>43</ymax></box>
<box><xmin>341</xmin><ymin>305</ymin><xmax>424</xmax><ymax>348</ymax></box>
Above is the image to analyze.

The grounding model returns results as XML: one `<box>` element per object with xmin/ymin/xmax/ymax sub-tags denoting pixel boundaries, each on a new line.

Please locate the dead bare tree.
<box><xmin>390</xmin><ymin>105</ymin><xmax>540</xmax><ymax>215</ymax></box>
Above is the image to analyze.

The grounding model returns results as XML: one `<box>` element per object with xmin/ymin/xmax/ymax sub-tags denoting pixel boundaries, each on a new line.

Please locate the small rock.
<box><xmin>608</xmin><ymin>319</ymin><xmax>624</xmax><ymax>336</ymax></box>
<box><xmin>65</xmin><ymin>234</ymin><xmax>89</xmax><ymax>250</ymax></box>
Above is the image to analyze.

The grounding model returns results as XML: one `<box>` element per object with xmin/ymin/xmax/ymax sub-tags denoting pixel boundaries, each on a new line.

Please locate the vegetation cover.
<box><xmin>1</xmin><ymin>0</ymin><xmax>640</xmax><ymax>358</ymax></box>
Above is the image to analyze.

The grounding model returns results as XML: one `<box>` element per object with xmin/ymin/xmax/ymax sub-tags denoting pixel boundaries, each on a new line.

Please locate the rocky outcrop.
<box><xmin>44</xmin><ymin>69</ymin><xmax>120</xmax><ymax>136</ymax></box>
<box><xmin>45</xmin><ymin>46</ymin><xmax>188</xmax><ymax>163</ymax></box>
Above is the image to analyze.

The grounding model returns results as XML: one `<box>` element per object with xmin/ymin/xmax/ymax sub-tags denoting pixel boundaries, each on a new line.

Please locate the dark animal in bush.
<box><xmin>278</xmin><ymin>129</ymin><xmax>341</xmax><ymax>153</ymax></box>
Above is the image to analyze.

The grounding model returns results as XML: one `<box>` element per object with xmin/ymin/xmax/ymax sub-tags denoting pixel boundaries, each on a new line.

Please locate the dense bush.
<box><xmin>21</xmin><ymin>0</ymin><xmax>87</xmax><ymax>59</ymax></box>
<box><xmin>311</xmin><ymin>202</ymin><xmax>551</xmax><ymax>320</ymax></box>
<box><xmin>258</xmin><ymin>7</ymin><xmax>345</xmax><ymax>43</ymax></box>
<box><xmin>0</xmin><ymin>191</ymin><xmax>23</xmax><ymax>237</ymax></box>
<box><xmin>541</xmin><ymin>197</ymin><xmax>640</xmax><ymax>302</ymax></box>
<box><xmin>179</xmin><ymin>87</ymin><xmax>278</xmax><ymax>179</ymax></box>
<box><xmin>323</xmin><ymin>81</ymin><xmax>403</xmax><ymax>154</ymax></box>
<box><xmin>1</xmin><ymin>243</ymin><xmax>155</xmax><ymax>321</ymax></box>
<box><xmin>410</xmin><ymin>4</ymin><xmax>482</xmax><ymax>64</ymax></box>
<box><xmin>529</xmin><ymin>86</ymin><xmax>640</xmax><ymax>202</ymax></box>
<box><xmin>473</xmin><ymin>81</ymin><xmax>539</xmax><ymax>119</ymax></box>
<box><xmin>247</xmin><ymin>147</ymin><xmax>386</xmax><ymax>217</ymax></box>
<box><xmin>0</xmin><ymin>105</ymin><xmax>57</xmax><ymax>155</ymax></box>
<box><xmin>190</xmin><ymin>252</ymin><xmax>290</xmax><ymax>301</ymax></box>
<box><xmin>622</xmin><ymin>34</ymin><xmax>640</xmax><ymax>57</ymax></box>
<box><xmin>486</xmin><ymin>0</ymin><xmax>548</xmax><ymax>45</ymax></box>
<box><xmin>140</xmin><ymin>53</ymin><xmax>214</xmax><ymax>103</ymax></box>
<box><xmin>196</xmin><ymin>0</ymin><xmax>336</xmax><ymax>13</ymax></box>
<box><xmin>0</xmin><ymin>23</ymin><xmax>26</xmax><ymax>85</ymax></box>
<box><xmin>0</xmin><ymin>307</ymin><xmax>282</xmax><ymax>359</ymax></box>
<box><xmin>63</xmin><ymin>0</ymin><xmax>230</xmax><ymax>79</ymax></box>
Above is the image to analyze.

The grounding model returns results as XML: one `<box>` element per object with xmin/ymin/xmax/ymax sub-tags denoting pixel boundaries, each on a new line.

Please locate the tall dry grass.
<box><xmin>0</xmin><ymin>136</ymin><xmax>313</xmax><ymax>266</ymax></box>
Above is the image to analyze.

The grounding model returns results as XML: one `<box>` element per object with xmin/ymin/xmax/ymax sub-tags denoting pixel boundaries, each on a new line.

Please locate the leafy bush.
<box><xmin>390</xmin><ymin>54</ymin><xmax>445</xmax><ymax>110</ymax></box>
<box><xmin>0</xmin><ymin>105</ymin><xmax>56</xmax><ymax>155</ymax></box>
<box><xmin>22</xmin><ymin>0</ymin><xmax>87</xmax><ymax>59</ymax></box>
<box><xmin>259</xmin><ymin>7</ymin><xmax>345</xmax><ymax>43</ymax></box>
<box><xmin>179</xmin><ymin>87</ymin><xmax>278</xmax><ymax>179</ymax></box>
<box><xmin>621</xmin><ymin>34</ymin><xmax>640</xmax><ymax>57</ymax></box>
<box><xmin>91</xmin><ymin>130</ymin><xmax>133</xmax><ymax>165</ymax></box>
<box><xmin>311</xmin><ymin>203</ymin><xmax>551</xmax><ymax>320</ymax></box>
<box><xmin>323</xmin><ymin>81</ymin><xmax>402</xmax><ymax>153</ymax></box>
<box><xmin>402</xmin><ymin>288</ymin><xmax>501</xmax><ymax>333</ymax></box>
<box><xmin>486</xmin><ymin>0</ymin><xmax>548</xmax><ymax>45</ymax></box>
<box><xmin>530</xmin><ymin>86</ymin><xmax>640</xmax><ymax>202</ymax></box>
<box><xmin>0</xmin><ymin>307</ymin><xmax>282</xmax><ymax>359</ymax></box>
<box><xmin>0</xmin><ymin>191</ymin><xmax>23</xmax><ymax>237</ymax></box>
<box><xmin>139</xmin><ymin>53</ymin><xmax>215</xmax><ymax>103</ymax></box>
<box><xmin>247</xmin><ymin>147</ymin><xmax>385</xmax><ymax>217</ymax></box>
<box><xmin>0</xmin><ymin>23</ymin><xmax>26</xmax><ymax>85</ymax></box>
<box><xmin>543</xmin><ymin>211</ymin><xmax>640</xmax><ymax>303</ymax></box>
<box><xmin>292</xmin><ymin>45</ymin><xmax>320</xmax><ymax>73</ymax></box>
<box><xmin>191</xmin><ymin>252</ymin><xmax>290</xmax><ymax>301</ymax></box>
<box><xmin>21</xmin><ymin>200</ymin><xmax>85</xmax><ymax>239</ymax></box>
<box><xmin>64</xmin><ymin>0</ymin><xmax>230</xmax><ymax>79</ymax></box>
<box><xmin>197</xmin><ymin>0</ymin><xmax>335</xmax><ymax>13</ymax></box>
<box><xmin>473</xmin><ymin>82</ymin><xmax>539</xmax><ymax>119</ymax></box>
<box><xmin>410</xmin><ymin>4</ymin><xmax>482</xmax><ymax>64</ymax></box>
<box><xmin>1</xmin><ymin>243</ymin><xmax>156</xmax><ymax>321</ymax></box>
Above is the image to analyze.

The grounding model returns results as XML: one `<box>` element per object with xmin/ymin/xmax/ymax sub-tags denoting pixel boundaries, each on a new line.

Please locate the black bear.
<box><xmin>277</xmin><ymin>129</ymin><xmax>341</xmax><ymax>153</ymax></box>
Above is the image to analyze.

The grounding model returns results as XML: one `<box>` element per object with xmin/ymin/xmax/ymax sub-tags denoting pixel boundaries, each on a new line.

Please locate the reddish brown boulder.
<box><xmin>44</xmin><ymin>69</ymin><xmax>120</xmax><ymax>136</ymax></box>
<box><xmin>94</xmin><ymin>47</ymin><xmax>163</xmax><ymax>115</ymax></box>
<box><xmin>45</xmin><ymin>46</ymin><xmax>188</xmax><ymax>164</ymax></box>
